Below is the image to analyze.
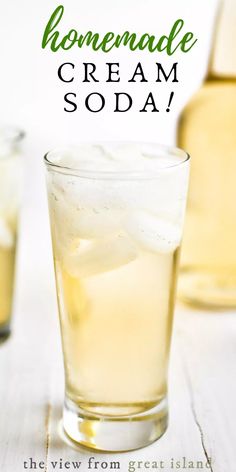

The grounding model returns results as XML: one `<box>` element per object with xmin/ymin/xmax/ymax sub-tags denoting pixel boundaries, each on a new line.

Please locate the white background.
<box><xmin>0</xmin><ymin>0</ymin><xmax>218</xmax><ymax>367</ymax></box>
<box><xmin>1</xmin><ymin>0</ymin><xmax>218</xmax><ymax>144</ymax></box>
<box><xmin>2</xmin><ymin>4</ymin><xmax>236</xmax><ymax>471</ymax></box>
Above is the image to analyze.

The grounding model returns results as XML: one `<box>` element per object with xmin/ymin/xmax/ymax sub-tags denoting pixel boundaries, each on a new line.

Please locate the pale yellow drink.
<box><xmin>0</xmin><ymin>246</ymin><xmax>16</xmax><ymax>328</ymax></box>
<box><xmin>0</xmin><ymin>127</ymin><xmax>23</xmax><ymax>339</ymax></box>
<box><xmin>45</xmin><ymin>143</ymin><xmax>189</xmax><ymax>451</ymax></box>
<box><xmin>55</xmin><ymin>247</ymin><xmax>179</xmax><ymax>416</ymax></box>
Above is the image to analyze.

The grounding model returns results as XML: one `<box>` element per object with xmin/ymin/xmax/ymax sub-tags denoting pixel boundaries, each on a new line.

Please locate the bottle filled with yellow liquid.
<box><xmin>0</xmin><ymin>127</ymin><xmax>24</xmax><ymax>340</ymax></box>
<box><xmin>177</xmin><ymin>0</ymin><xmax>236</xmax><ymax>307</ymax></box>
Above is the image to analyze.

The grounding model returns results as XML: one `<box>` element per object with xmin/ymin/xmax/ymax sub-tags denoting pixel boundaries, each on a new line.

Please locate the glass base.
<box><xmin>178</xmin><ymin>269</ymin><xmax>236</xmax><ymax>309</ymax></box>
<box><xmin>0</xmin><ymin>323</ymin><xmax>11</xmax><ymax>343</ymax></box>
<box><xmin>63</xmin><ymin>397</ymin><xmax>168</xmax><ymax>452</ymax></box>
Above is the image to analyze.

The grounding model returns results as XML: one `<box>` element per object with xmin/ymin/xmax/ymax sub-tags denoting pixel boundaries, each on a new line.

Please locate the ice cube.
<box><xmin>0</xmin><ymin>217</ymin><xmax>14</xmax><ymax>248</ymax></box>
<box><xmin>50</xmin><ymin>172</ymin><xmax>120</xmax><ymax>213</ymax></box>
<box><xmin>50</xmin><ymin>190</ymin><xmax>121</xmax><ymax>240</ymax></box>
<box><xmin>70</xmin><ymin>208</ymin><xmax>121</xmax><ymax>239</ymax></box>
<box><xmin>63</xmin><ymin>234</ymin><xmax>138</xmax><ymax>278</ymax></box>
<box><xmin>124</xmin><ymin>211</ymin><xmax>181</xmax><ymax>254</ymax></box>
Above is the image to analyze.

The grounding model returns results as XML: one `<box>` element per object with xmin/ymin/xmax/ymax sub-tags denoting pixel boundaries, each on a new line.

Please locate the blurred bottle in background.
<box><xmin>177</xmin><ymin>0</ymin><xmax>236</xmax><ymax>308</ymax></box>
<box><xmin>0</xmin><ymin>127</ymin><xmax>24</xmax><ymax>341</ymax></box>
<box><xmin>178</xmin><ymin>0</ymin><xmax>236</xmax><ymax>307</ymax></box>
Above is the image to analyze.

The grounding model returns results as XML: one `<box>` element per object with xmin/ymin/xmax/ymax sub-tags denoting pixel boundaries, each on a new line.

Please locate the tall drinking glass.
<box><xmin>0</xmin><ymin>127</ymin><xmax>24</xmax><ymax>341</ymax></box>
<box><xmin>44</xmin><ymin>143</ymin><xmax>190</xmax><ymax>451</ymax></box>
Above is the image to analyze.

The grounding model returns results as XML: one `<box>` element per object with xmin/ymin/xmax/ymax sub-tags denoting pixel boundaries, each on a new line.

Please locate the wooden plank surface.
<box><xmin>0</xmin><ymin>164</ymin><xmax>235</xmax><ymax>471</ymax></box>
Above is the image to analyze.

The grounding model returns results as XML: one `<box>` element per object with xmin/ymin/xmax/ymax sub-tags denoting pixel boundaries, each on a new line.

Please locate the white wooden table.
<box><xmin>0</xmin><ymin>165</ymin><xmax>236</xmax><ymax>471</ymax></box>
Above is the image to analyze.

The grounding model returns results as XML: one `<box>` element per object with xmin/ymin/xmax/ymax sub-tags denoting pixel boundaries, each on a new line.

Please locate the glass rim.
<box><xmin>0</xmin><ymin>125</ymin><xmax>25</xmax><ymax>145</ymax></box>
<box><xmin>44</xmin><ymin>141</ymin><xmax>190</xmax><ymax>180</ymax></box>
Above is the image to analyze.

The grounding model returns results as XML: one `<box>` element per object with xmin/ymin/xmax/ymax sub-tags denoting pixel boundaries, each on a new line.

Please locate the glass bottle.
<box><xmin>177</xmin><ymin>0</ymin><xmax>236</xmax><ymax>307</ymax></box>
